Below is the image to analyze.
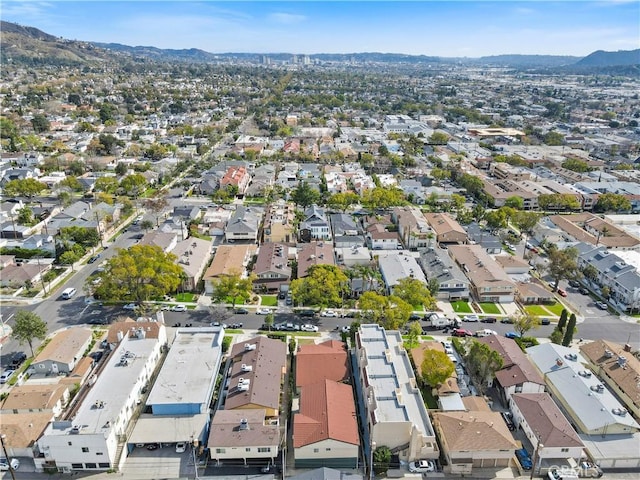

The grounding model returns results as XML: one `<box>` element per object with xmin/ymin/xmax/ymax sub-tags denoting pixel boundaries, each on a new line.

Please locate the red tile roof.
<box><xmin>296</xmin><ymin>340</ymin><xmax>348</xmax><ymax>388</ymax></box>
<box><xmin>293</xmin><ymin>379</ymin><xmax>359</xmax><ymax>448</ymax></box>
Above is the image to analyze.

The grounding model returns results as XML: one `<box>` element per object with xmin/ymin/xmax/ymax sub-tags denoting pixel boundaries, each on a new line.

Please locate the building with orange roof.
<box><xmin>293</xmin><ymin>340</ymin><xmax>359</xmax><ymax>468</ymax></box>
<box><xmin>220</xmin><ymin>166</ymin><xmax>250</xmax><ymax>194</ymax></box>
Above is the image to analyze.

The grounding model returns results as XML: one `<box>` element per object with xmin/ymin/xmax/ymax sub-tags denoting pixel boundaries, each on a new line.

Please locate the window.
<box><xmin>96</xmin><ymin>452</ymin><xmax>104</xmax><ymax>456</ymax></box>
<box><xmin>258</xmin><ymin>447</ymin><xmax>270</xmax><ymax>453</ymax></box>
<box><xmin>313</xmin><ymin>448</ymin><xmax>319</xmax><ymax>453</ymax></box>
<box><xmin>561</xmin><ymin>448</ymin><xmax>569</xmax><ymax>453</ymax></box>
<box><xmin>325</xmin><ymin>448</ymin><xmax>331</xmax><ymax>451</ymax></box>
<box><xmin>82</xmin><ymin>447</ymin><xmax>89</xmax><ymax>453</ymax></box>
<box><xmin>72</xmin><ymin>463</ymin><xmax>83</xmax><ymax>469</ymax></box>
<box><xmin>99</xmin><ymin>463</ymin><xmax>110</xmax><ymax>468</ymax></box>
<box><xmin>68</xmin><ymin>442</ymin><xmax>73</xmax><ymax>446</ymax></box>
<box><xmin>246</xmin><ymin>448</ymin><xmax>251</xmax><ymax>452</ymax></box>
<box><xmin>85</xmin><ymin>463</ymin><xmax>96</xmax><ymax>469</ymax></box>
<box><xmin>215</xmin><ymin>448</ymin><xmax>226</xmax><ymax>454</ymax></box>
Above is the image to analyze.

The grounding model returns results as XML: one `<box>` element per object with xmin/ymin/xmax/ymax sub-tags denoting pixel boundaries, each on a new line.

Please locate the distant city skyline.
<box><xmin>2</xmin><ymin>1</ymin><xmax>639</xmax><ymax>58</ymax></box>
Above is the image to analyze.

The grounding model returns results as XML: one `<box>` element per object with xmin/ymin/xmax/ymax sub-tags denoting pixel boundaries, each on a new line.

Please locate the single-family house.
<box><xmin>392</xmin><ymin>206</ymin><xmax>434</xmax><ymax>250</ymax></box>
<box><xmin>297</xmin><ymin>242</ymin><xmax>335</xmax><ymax>278</ymax></box>
<box><xmin>30</xmin><ymin>328</ymin><xmax>93</xmax><ymax>376</ymax></box>
<box><xmin>262</xmin><ymin>200</ymin><xmax>295</xmax><ymax>244</ymax></box>
<box><xmin>253</xmin><ymin>242</ymin><xmax>291</xmax><ymax>292</ymax></box>
<box><xmin>419</xmin><ymin>247</ymin><xmax>470</xmax><ymax>300</ymax></box>
<box><xmin>365</xmin><ymin>224</ymin><xmax>401</xmax><ymax>251</ymax></box>
<box><xmin>424</xmin><ymin>212</ymin><xmax>468</xmax><ymax>246</ymax></box>
<box><xmin>300</xmin><ymin>205</ymin><xmax>331</xmax><ymax>241</ymax></box>
<box><xmin>225</xmin><ymin>206</ymin><xmax>262</xmax><ymax>243</ymax></box>
<box><xmin>377</xmin><ymin>252</ymin><xmax>427</xmax><ymax>294</ymax></box>
<box><xmin>202</xmin><ymin>245</ymin><xmax>256</xmax><ymax>295</ymax></box>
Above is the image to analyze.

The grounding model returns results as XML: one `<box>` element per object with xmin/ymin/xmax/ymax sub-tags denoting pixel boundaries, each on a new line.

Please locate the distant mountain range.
<box><xmin>2</xmin><ymin>20</ymin><xmax>639</xmax><ymax>72</ymax></box>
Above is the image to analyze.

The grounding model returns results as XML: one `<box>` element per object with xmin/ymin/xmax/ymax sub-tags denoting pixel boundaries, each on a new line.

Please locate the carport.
<box><xmin>128</xmin><ymin>413</ymin><xmax>210</xmax><ymax>451</ymax></box>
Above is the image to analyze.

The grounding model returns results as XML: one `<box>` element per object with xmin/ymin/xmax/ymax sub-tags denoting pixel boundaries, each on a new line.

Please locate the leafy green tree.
<box><xmin>3</xmin><ymin>178</ymin><xmax>47</xmax><ymax>198</ymax></box>
<box><xmin>290</xmin><ymin>265</ymin><xmax>349</xmax><ymax>308</ymax></box>
<box><xmin>145</xmin><ymin>143</ymin><xmax>170</xmax><ymax>161</ymax></box>
<box><xmin>144</xmin><ymin>197</ymin><xmax>169</xmax><ymax>227</ymax></box>
<box><xmin>549</xmin><ymin>328</ymin><xmax>564</xmax><ymax>345</ymax></box>
<box><xmin>212</xmin><ymin>271</ymin><xmax>255</xmax><ymax>308</ymax></box>
<box><xmin>264</xmin><ymin>313</ymin><xmax>275</xmax><ymax>331</ymax></box>
<box><xmin>458</xmin><ymin>173</ymin><xmax>484</xmax><ymax>197</ymax></box>
<box><xmin>59</xmin><ymin>176</ymin><xmax>83</xmax><ymax>192</ymax></box>
<box><xmin>511</xmin><ymin>211</ymin><xmax>541</xmax><ymax>236</ymax></box>
<box><xmin>12</xmin><ymin>310</ymin><xmax>47</xmax><ymax>357</ymax></box>
<box><xmin>485</xmin><ymin>209</ymin><xmax>507</xmax><ymax>231</ymax></box>
<box><xmin>31</xmin><ymin>114</ymin><xmax>50</xmax><ymax>133</ymax></box>
<box><xmin>291</xmin><ymin>181</ymin><xmax>321</xmax><ymax>208</ymax></box>
<box><xmin>393</xmin><ymin>277</ymin><xmax>437</xmax><ymax>310</ymax></box>
<box><xmin>91</xmin><ymin>245</ymin><xmax>184</xmax><ymax>303</ymax></box>
<box><xmin>99</xmin><ymin>102</ymin><xmax>117</xmax><ymax>124</ymax></box>
<box><xmin>594</xmin><ymin>193</ymin><xmax>632</xmax><ymax>213</ymax></box>
<box><xmin>59</xmin><ymin>250</ymin><xmax>81</xmax><ymax>268</ymax></box>
<box><xmin>361</xmin><ymin>187</ymin><xmax>406</xmax><ymax>209</ymax></box>
<box><xmin>405</xmin><ymin>320</ymin><xmax>422</xmax><ymax>349</ymax></box>
<box><xmin>431</xmin><ymin>167</ymin><xmax>451</xmax><ymax>183</ymax></box>
<box><xmin>562</xmin><ymin>313</ymin><xmax>577</xmax><ymax>347</ymax></box>
<box><xmin>562</xmin><ymin>158</ymin><xmax>592</xmax><ymax>173</ymax></box>
<box><xmin>465</xmin><ymin>340</ymin><xmax>503</xmax><ymax>395</ymax></box>
<box><xmin>546</xmin><ymin>246</ymin><xmax>579</xmax><ymax>291</ymax></box>
<box><xmin>428</xmin><ymin>131</ymin><xmax>449</xmax><ymax>145</ymax></box>
<box><xmin>94</xmin><ymin>176</ymin><xmax>119</xmax><ymax>194</ymax></box>
<box><xmin>581</xmin><ymin>264</ymin><xmax>598</xmax><ymax>283</ymax></box>
<box><xmin>538</xmin><ymin>193</ymin><xmax>581</xmax><ymax>211</ymax></box>
<box><xmin>326</xmin><ymin>192</ymin><xmax>359</xmax><ymax>212</ymax></box>
<box><xmin>120</xmin><ymin>173</ymin><xmax>147</xmax><ymax>198</ymax></box>
<box><xmin>504</xmin><ymin>196</ymin><xmax>524</xmax><ymax>210</ymax></box>
<box><xmin>358</xmin><ymin>291</ymin><xmax>412</xmax><ymax>330</ymax></box>
<box><xmin>543</xmin><ymin>131</ymin><xmax>564</xmax><ymax>146</ymax></box>
<box><xmin>420</xmin><ymin>349</ymin><xmax>455</xmax><ymax>387</ymax></box>
<box><xmin>373</xmin><ymin>445</ymin><xmax>392</xmax><ymax>475</ymax></box>
<box><xmin>16</xmin><ymin>206</ymin><xmax>35</xmax><ymax>225</ymax></box>
<box><xmin>513</xmin><ymin>312</ymin><xmax>541</xmax><ymax>337</ymax></box>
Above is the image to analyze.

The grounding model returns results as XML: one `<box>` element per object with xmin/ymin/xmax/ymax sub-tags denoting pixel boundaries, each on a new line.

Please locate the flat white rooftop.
<box><xmin>147</xmin><ymin>327</ymin><xmax>223</xmax><ymax>408</ymax></box>
<box><xmin>359</xmin><ymin>324</ymin><xmax>435</xmax><ymax>436</ymax></box>
<box><xmin>51</xmin><ymin>333</ymin><xmax>159</xmax><ymax>436</ymax></box>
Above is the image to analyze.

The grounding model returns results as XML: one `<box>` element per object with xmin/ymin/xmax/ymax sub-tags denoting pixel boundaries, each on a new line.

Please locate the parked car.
<box><xmin>230</xmin><ymin>323</ymin><xmax>243</xmax><ymax>329</ymax></box>
<box><xmin>234</xmin><ymin>307</ymin><xmax>249</xmax><ymax>314</ymax></box>
<box><xmin>578</xmin><ymin>461</ymin><xmax>603</xmax><ymax>478</ymax></box>
<box><xmin>409</xmin><ymin>460</ymin><xmax>436</xmax><ymax>473</ymax></box>
<box><xmin>88</xmin><ymin>254</ymin><xmax>101</xmax><ymax>264</ymax></box>
<box><xmin>568</xmin><ymin>280</ymin><xmax>581</xmax><ymax>288</ymax></box>
<box><xmin>541</xmin><ymin>318</ymin><xmax>551</xmax><ymax>325</ymax></box>
<box><xmin>0</xmin><ymin>370</ymin><xmax>15</xmax><ymax>384</ymax></box>
<box><xmin>578</xmin><ymin>287</ymin><xmax>589</xmax><ymax>295</ymax></box>
<box><xmin>452</xmin><ymin>328</ymin><xmax>472</xmax><ymax>337</ymax></box>
<box><xmin>9</xmin><ymin>352</ymin><xmax>27</xmax><ymax>369</ymax></box>
<box><xmin>299</xmin><ymin>309</ymin><xmax>317</xmax><ymax>317</ymax></box>
<box><xmin>409</xmin><ymin>313</ymin><xmax>422</xmax><ymax>321</ymax></box>
<box><xmin>500</xmin><ymin>317</ymin><xmax>515</xmax><ymax>324</ymax></box>
<box><xmin>480</xmin><ymin>316</ymin><xmax>497</xmax><ymax>323</ymax></box>
<box><xmin>595</xmin><ymin>301</ymin><xmax>608</xmax><ymax>310</ymax></box>
<box><xmin>463</xmin><ymin>315</ymin><xmax>480</xmax><ymax>322</ymax></box>
<box><xmin>0</xmin><ymin>458</ymin><xmax>19</xmax><ymax>471</ymax></box>
<box><xmin>501</xmin><ymin>411</ymin><xmax>516</xmax><ymax>431</ymax></box>
<box><xmin>301</xmin><ymin>324</ymin><xmax>318</xmax><ymax>332</ymax></box>
<box><xmin>515</xmin><ymin>448</ymin><xmax>533</xmax><ymax>470</ymax></box>
<box><xmin>505</xmin><ymin>331</ymin><xmax>521</xmax><ymax>339</ymax></box>
<box><xmin>557</xmin><ymin>288</ymin><xmax>568</xmax><ymax>297</ymax></box>
<box><xmin>171</xmin><ymin>304</ymin><xmax>187</xmax><ymax>312</ymax></box>
<box><xmin>256</xmin><ymin>308</ymin><xmax>272</xmax><ymax>315</ymax></box>
<box><xmin>146</xmin><ymin>443</ymin><xmax>160</xmax><ymax>451</ymax></box>
<box><xmin>123</xmin><ymin>303</ymin><xmax>137</xmax><ymax>311</ymax></box>
<box><xmin>321</xmin><ymin>310</ymin><xmax>338</xmax><ymax>317</ymax></box>
<box><xmin>175</xmin><ymin>442</ymin><xmax>186</xmax><ymax>453</ymax></box>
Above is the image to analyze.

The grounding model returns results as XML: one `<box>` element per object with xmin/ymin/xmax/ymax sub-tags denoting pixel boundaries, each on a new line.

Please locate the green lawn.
<box><xmin>451</xmin><ymin>301</ymin><xmax>473</xmax><ymax>314</ymax></box>
<box><xmin>260</xmin><ymin>295</ymin><xmax>278</xmax><ymax>306</ymax></box>
<box><xmin>524</xmin><ymin>305</ymin><xmax>551</xmax><ymax>316</ymax></box>
<box><xmin>545</xmin><ymin>302</ymin><xmax>567</xmax><ymax>316</ymax></box>
<box><xmin>175</xmin><ymin>293</ymin><xmax>197</xmax><ymax>302</ymax></box>
<box><xmin>224</xmin><ymin>296</ymin><xmax>245</xmax><ymax>305</ymax></box>
<box><xmin>479</xmin><ymin>303</ymin><xmax>501</xmax><ymax>314</ymax></box>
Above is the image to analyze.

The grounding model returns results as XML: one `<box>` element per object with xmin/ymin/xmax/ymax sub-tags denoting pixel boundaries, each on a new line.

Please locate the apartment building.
<box><xmin>354</xmin><ymin>324</ymin><xmax>439</xmax><ymax>461</ymax></box>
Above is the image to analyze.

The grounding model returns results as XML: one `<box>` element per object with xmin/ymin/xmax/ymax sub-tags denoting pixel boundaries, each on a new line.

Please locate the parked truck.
<box><xmin>424</xmin><ymin>313</ymin><xmax>453</xmax><ymax>329</ymax></box>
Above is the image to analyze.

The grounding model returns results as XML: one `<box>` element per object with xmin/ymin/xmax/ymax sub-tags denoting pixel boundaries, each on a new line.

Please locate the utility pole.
<box><xmin>0</xmin><ymin>434</ymin><xmax>17</xmax><ymax>480</ymax></box>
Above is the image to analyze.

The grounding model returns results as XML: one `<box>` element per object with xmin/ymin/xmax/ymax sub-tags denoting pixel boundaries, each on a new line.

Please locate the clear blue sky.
<box><xmin>2</xmin><ymin>1</ymin><xmax>639</xmax><ymax>57</ymax></box>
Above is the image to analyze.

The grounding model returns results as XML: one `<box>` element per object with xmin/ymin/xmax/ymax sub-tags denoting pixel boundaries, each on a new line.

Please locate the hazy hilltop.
<box><xmin>0</xmin><ymin>20</ymin><xmax>116</xmax><ymax>65</ymax></box>
<box><xmin>576</xmin><ymin>49</ymin><xmax>640</xmax><ymax>67</ymax></box>
<box><xmin>1</xmin><ymin>20</ymin><xmax>638</xmax><ymax>72</ymax></box>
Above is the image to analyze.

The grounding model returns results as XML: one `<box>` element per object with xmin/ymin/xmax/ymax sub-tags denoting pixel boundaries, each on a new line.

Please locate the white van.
<box><xmin>474</xmin><ymin>328</ymin><xmax>497</xmax><ymax>338</ymax></box>
<box><xmin>61</xmin><ymin>287</ymin><xmax>77</xmax><ymax>300</ymax></box>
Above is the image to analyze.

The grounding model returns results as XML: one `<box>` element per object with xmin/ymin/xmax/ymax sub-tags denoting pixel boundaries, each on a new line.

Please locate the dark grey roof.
<box><xmin>466</xmin><ymin>222</ymin><xmax>502</xmax><ymax>249</ymax></box>
<box><xmin>329</xmin><ymin>213</ymin><xmax>359</xmax><ymax>236</ymax></box>
<box><xmin>419</xmin><ymin>247</ymin><xmax>469</xmax><ymax>286</ymax></box>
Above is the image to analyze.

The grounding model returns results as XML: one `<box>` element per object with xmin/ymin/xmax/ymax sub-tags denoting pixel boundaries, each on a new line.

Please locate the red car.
<box><xmin>452</xmin><ymin>328</ymin><xmax>472</xmax><ymax>337</ymax></box>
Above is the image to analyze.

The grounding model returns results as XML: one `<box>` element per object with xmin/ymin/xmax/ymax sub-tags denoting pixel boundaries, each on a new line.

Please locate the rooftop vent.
<box><xmin>241</xmin><ymin>364</ymin><xmax>253</xmax><ymax>372</ymax></box>
<box><xmin>590</xmin><ymin>384</ymin><xmax>605</xmax><ymax>393</ymax></box>
<box><xmin>578</xmin><ymin>370</ymin><xmax>592</xmax><ymax>378</ymax></box>
<box><xmin>239</xmin><ymin>419</ymin><xmax>249</xmax><ymax>431</ymax></box>
<box><xmin>604</xmin><ymin>349</ymin><xmax>614</xmax><ymax>358</ymax></box>
<box><xmin>618</xmin><ymin>356</ymin><xmax>627</xmax><ymax>368</ymax></box>
<box><xmin>564</xmin><ymin>353</ymin><xmax>578</xmax><ymax>361</ymax></box>
<box><xmin>244</xmin><ymin>343</ymin><xmax>257</xmax><ymax>351</ymax></box>
<box><xmin>70</xmin><ymin>425</ymin><xmax>81</xmax><ymax>434</ymax></box>
<box><xmin>612</xmin><ymin>408</ymin><xmax>627</xmax><ymax>417</ymax></box>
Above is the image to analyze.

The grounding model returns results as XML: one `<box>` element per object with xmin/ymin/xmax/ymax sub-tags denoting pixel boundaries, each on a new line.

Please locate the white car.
<box><xmin>463</xmin><ymin>314</ymin><xmax>480</xmax><ymax>322</ymax></box>
<box><xmin>256</xmin><ymin>308</ymin><xmax>272</xmax><ymax>315</ymax></box>
<box><xmin>175</xmin><ymin>442</ymin><xmax>187</xmax><ymax>453</ymax></box>
<box><xmin>301</xmin><ymin>324</ymin><xmax>318</xmax><ymax>332</ymax></box>
<box><xmin>321</xmin><ymin>310</ymin><xmax>338</xmax><ymax>317</ymax></box>
<box><xmin>123</xmin><ymin>303</ymin><xmax>137</xmax><ymax>311</ymax></box>
<box><xmin>0</xmin><ymin>458</ymin><xmax>19</xmax><ymax>471</ymax></box>
<box><xmin>409</xmin><ymin>460</ymin><xmax>436</xmax><ymax>473</ymax></box>
<box><xmin>171</xmin><ymin>304</ymin><xmax>187</xmax><ymax>312</ymax></box>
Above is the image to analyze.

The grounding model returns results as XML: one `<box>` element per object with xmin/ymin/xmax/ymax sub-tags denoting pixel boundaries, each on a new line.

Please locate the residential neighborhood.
<box><xmin>1</xmin><ymin>21</ymin><xmax>640</xmax><ymax>480</ymax></box>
